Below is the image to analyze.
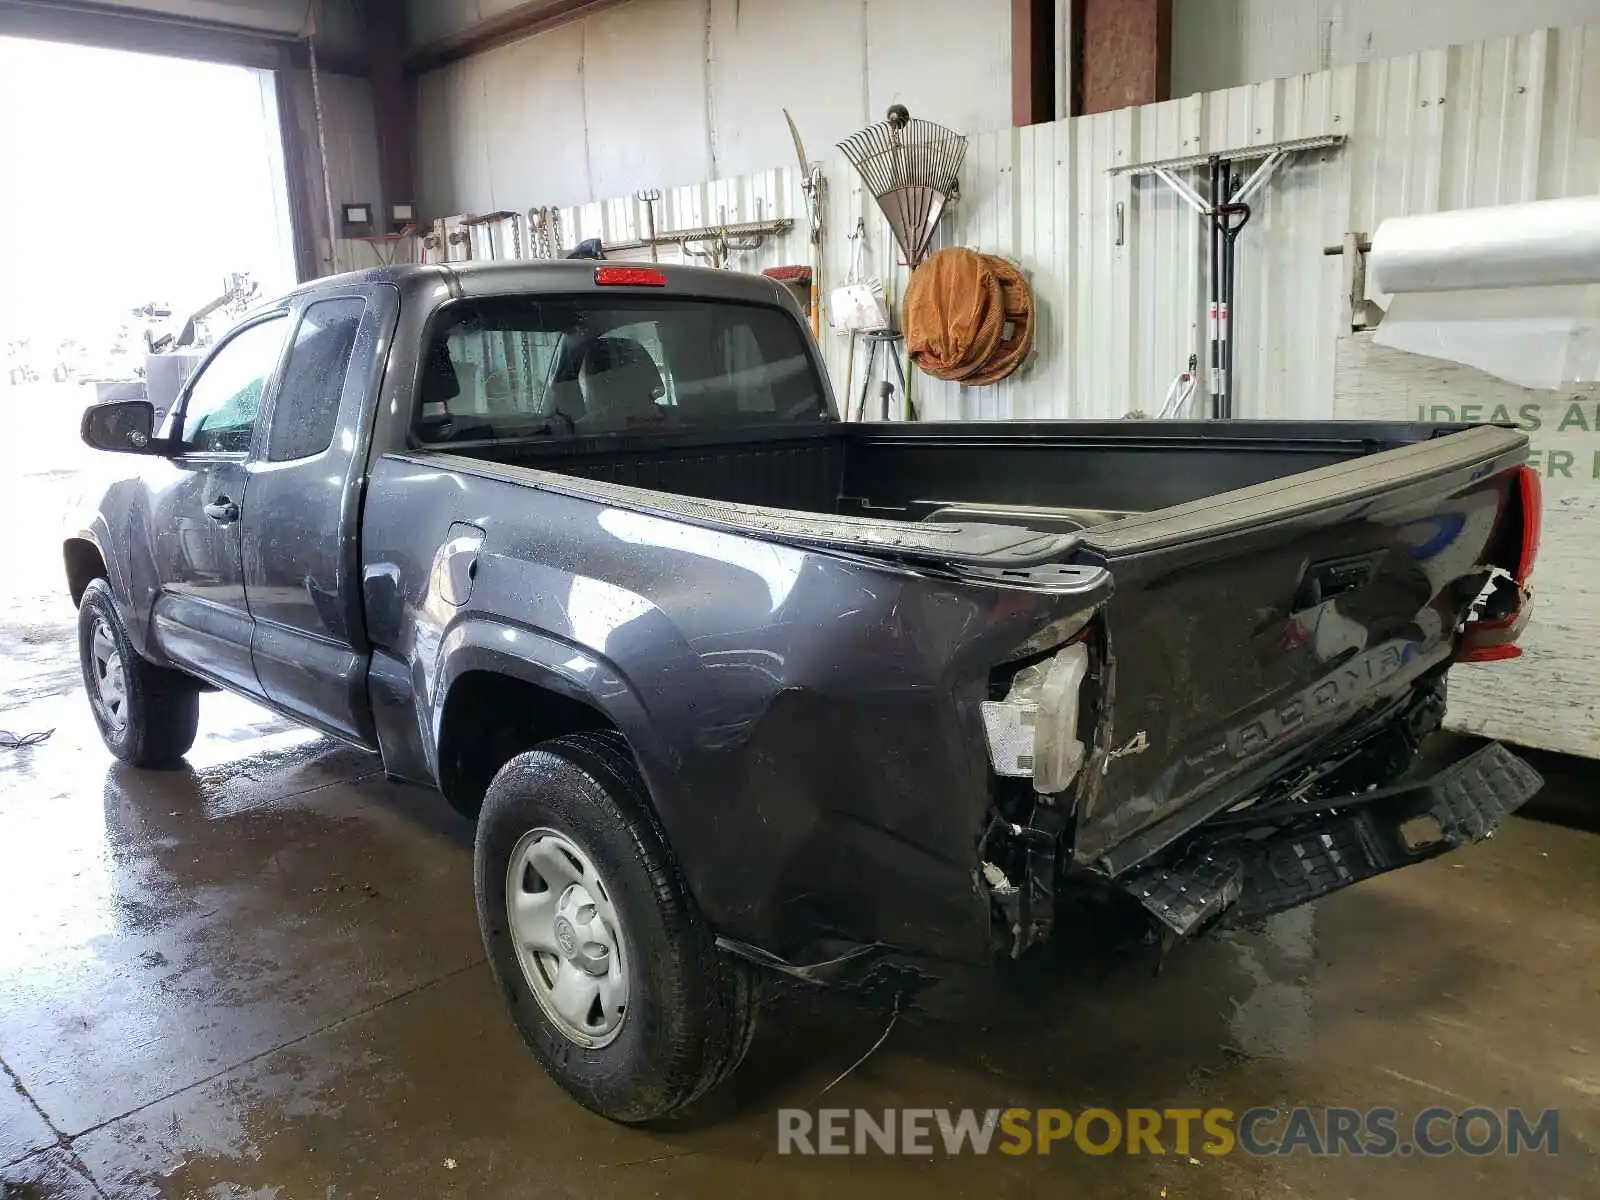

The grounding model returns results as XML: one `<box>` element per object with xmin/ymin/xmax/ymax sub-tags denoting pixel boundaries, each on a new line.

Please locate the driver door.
<box><xmin>146</xmin><ymin>314</ymin><xmax>290</xmax><ymax>696</ymax></box>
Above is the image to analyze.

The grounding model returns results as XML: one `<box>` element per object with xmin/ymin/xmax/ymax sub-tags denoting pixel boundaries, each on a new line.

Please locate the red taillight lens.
<box><xmin>1512</xmin><ymin>464</ymin><xmax>1541</xmax><ymax>583</ymax></box>
<box><xmin>594</xmin><ymin>266</ymin><xmax>667</xmax><ymax>287</ymax></box>
<box><xmin>1457</xmin><ymin>464</ymin><xmax>1542</xmax><ymax>664</ymax></box>
<box><xmin>1462</xmin><ymin>644</ymin><xmax>1523</xmax><ymax>663</ymax></box>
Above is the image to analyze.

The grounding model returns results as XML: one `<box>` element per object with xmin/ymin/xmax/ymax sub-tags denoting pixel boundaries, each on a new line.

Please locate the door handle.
<box><xmin>204</xmin><ymin>497</ymin><xmax>240</xmax><ymax>524</ymax></box>
<box><xmin>1292</xmin><ymin>552</ymin><xmax>1382</xmax><ymax>611</ymax></box>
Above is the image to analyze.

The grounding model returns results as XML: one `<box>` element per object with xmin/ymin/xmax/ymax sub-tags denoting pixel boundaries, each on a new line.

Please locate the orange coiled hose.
<box><xmin>904</xmin><ymin>247</ymin><xmax>1035</xmax><ymax>386</ymax></box>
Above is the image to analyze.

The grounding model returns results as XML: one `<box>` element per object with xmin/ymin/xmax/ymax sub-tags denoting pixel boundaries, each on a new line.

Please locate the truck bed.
<box><xmin>452</xmin><ymin>417</ymin><xmax>1468</xmax><ymax>536</ymax></box>
<box><xmin>350</xmin><ymin>260</ymin><xmax>1536</xmax><ymax>968</ymax></box>
<box><xmin>418</xmin><ymin>417</ymin><xmax>1529</xmax><ymax>875</ymax></box>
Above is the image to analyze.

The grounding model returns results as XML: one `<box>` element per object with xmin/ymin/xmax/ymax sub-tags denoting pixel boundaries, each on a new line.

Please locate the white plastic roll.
<box><xmin>1370</xmin><ymin>197</ymin><xmax>1600</xmax><ymax>388</ymax></box>
<box><xmin>1370</xmin><ymin>196</ymin><xmax>1600</xmax><ymax>295</ymax></box>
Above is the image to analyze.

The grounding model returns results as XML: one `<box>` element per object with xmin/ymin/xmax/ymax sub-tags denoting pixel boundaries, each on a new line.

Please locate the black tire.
<box><xmin>475</xmin><ymin>730</ymin><xmax>758</xmax><ymax>1123</ymax></box>
<box><xmin>77</xmin><ymin>578</ymin><xmax>199</xmax><ymax>767</ymax></box>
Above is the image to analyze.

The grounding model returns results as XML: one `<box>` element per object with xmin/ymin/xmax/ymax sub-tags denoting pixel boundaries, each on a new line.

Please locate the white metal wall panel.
<box><xmin>705</xmin><ymin>0</ymin><xmax>872</xmax><ymax>180</ymax></box>
<box><xmin>1171</xmin><ymin>0</ymin><xmax>1600</xmax><ymax>98</ymax></box>
<box><xmin>437</xmin><ymin>20</ymin><xmax>1600</xmax><ymax>428</ymax></box>
<box><xmin>477</xmin><ymin>22</ymin><xmax>591</xmax><ymax>209</ymax></box>
<box><xmin>413</xmin><ymin>0</ymin><xmax>1015</xmax><ymax>214</ymax></box>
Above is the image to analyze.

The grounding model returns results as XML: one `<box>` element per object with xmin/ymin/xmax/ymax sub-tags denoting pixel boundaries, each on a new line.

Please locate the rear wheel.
<box><xmin>474</xmin><ymin>731</ymin><xmax>757</xmax><ymax>1122</ymax></box>
<box><xmin>77</xmin><ymin>578</ymin><xmax>199</xmax><ymax>767</ymax></box>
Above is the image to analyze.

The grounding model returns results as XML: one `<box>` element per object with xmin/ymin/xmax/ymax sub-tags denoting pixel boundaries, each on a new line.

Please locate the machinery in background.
<box><xmin>89</xmin><ymin>273</ymin><xmax>259</xmax><ymax>419</ymax></box>
<box><xmin>5</xmin><ymin>339</ymin><xmax>40</xmax><ymax>387</ymax></box>
<box><xmin>141</xmin><ymin>273</ymin><xmax>259</xmax><ymax>358</ymax></box>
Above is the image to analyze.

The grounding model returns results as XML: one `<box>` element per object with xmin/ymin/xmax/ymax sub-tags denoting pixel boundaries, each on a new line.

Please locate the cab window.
<box><xmin>180</xmin><ymin>316</ymin><xmax>289</xmax><ymax>454</ymax></box>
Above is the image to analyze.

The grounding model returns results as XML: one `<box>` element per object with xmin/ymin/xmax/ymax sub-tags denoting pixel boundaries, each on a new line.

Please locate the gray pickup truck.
<box><xmin>68</xmin><ymin>260</ymin><xmax>1544</xmax><ymax>1122</ymax></box>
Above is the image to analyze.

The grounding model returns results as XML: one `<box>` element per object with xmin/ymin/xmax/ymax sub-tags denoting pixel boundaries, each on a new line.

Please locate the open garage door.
<box><xmin>0</xmin><ymin>36</ymin><xmax>299</xmax><ymax>357</ymax></box>
<box><xmin>0</xmin><ymin>1</ymin><xmax>322</xmax><ymax>70</ymax></box>
<box><xmin>0</xmin><ymin>1</ymin><xmax>384</xmax><ymax>286</ymax></box>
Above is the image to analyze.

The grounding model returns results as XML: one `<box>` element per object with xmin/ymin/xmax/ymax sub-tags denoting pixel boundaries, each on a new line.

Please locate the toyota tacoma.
<box><xmin>67</xmin><ymin>260</ymin><xmax>1544</xmax><ymax>1122</ymax></box>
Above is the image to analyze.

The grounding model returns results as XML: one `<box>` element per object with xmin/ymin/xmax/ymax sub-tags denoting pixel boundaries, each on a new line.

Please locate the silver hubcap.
<box><xmin>506</xmin><ymin>828</ymin><xmax>630</xmax><ymax>1048</ymax></box>
<box><xmin>89</xmin><ymin>618</ymin><xmax>128</xmax><ymax>733</ymax></box>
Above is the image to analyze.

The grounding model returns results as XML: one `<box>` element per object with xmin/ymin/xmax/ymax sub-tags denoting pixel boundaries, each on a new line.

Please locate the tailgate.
<box><xmin>1074</xmin><ymin>424</ymin><xmax>1529</xmax><ymax>873</ymax></box>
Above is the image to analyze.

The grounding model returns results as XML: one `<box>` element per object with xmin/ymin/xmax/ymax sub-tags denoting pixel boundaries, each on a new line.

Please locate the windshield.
<box><xmin>415</xmin><ymin>294</ymin><xmax>830</xmax><ymax>443</ymax></box>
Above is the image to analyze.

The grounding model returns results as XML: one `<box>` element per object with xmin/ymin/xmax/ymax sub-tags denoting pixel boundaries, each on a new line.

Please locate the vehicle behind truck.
<box><xmin>67</xmin><ymin>261</ymin><xmax>1544</xmax><ymax>1122</ymax></box>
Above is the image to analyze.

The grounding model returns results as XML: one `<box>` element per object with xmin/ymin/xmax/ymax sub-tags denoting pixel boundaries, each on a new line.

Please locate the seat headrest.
<box><xmin>421</xmin><ymin>341</ymin><xmax>461</xmax><ymax>405</ymax></box>
<box><xmin>583</xmin><ymin>336</ymin><xmax>661</xmax><ymax>379</ymax></box>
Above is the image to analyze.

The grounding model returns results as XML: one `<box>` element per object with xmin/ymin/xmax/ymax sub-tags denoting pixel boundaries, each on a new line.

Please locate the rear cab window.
<box><xmin>413</xmin><ymin>295</ymin><xmax>828</xmax><ymax>444</ymax></box>
<box><xmin>269</xmin><ymin>297</ymin><xmax>366</xmax><ymax>461</ymax></box>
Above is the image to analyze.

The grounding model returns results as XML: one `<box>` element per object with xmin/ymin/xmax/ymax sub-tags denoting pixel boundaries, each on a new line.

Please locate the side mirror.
<box><xmin>81</xmin><ymin>399</ymin><xmax>170</xmax><ymax>454</ymax></box>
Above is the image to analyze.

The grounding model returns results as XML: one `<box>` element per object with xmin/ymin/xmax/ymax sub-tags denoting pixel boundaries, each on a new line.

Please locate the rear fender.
<box><xmin>431</xmin><ymin>617</ymin><xmax>684</xmax><ymax>833</ymax></box>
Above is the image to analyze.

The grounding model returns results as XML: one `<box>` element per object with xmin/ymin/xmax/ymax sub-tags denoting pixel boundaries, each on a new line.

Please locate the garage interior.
<box><xmin>2</xmin><ymin>0</ymin><xmax>1600</xmax><ymax>1196</ymax></box>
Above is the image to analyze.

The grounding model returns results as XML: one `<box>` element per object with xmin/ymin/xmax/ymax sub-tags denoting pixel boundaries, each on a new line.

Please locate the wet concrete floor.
<box><xmin>3</xmin><ymin>389</ymin><xmax>1599</xmax><ymax>1197</ymax></box>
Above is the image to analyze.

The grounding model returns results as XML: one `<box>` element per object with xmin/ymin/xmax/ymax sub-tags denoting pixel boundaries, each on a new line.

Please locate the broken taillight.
<box><xmin>1458</xmin><ymin>465</ymin><xmax>1541</xmax><ymax>664</ymax></box>
<box><xmin>979</xmin><ymin>641</ymin><xmax>1091</xmax><ymax>794</ymax></box>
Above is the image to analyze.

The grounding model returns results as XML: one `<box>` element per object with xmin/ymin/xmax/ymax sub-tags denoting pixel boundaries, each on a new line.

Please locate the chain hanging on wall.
<box><xmin>529</xmin><ymin>207</ymin><xmax>561</xmax><ymax>259</ymax></box>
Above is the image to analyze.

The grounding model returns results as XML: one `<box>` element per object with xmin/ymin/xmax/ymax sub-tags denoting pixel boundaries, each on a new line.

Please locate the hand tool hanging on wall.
<box><xmin>524</xmin><ymin>204</ymin><xmax>792</xmax><ymax>263</ymax></box>
<box><xmin>683</xmin><ymin>226</ymin><xmax>769</xmax><ymax>269</ymax></box>
<box><xmin>1109</xmin><ymin>134</ymin><xmax>1347</xmax><ymax>420</ymax></box>
<box><xmin>837</xmin><ymin>106</ymin><xmax>968</xmax><ymax>422</ymax></box>
<box><xmin>830</xmin><ymin>218</ymin><xmax>890</xmax><ymax>332</ymax></box>
<box><xmin>783</xmin><ymin>109</ymin><xmax>825</xmax><ymax>338</ymax></box>
<box><xmin>636</xmin><ymin>191</ymin><xmax>662</xmax><ymax>262</ymax></box>
<box><xmin>1206</xmin><ymin>158</ymin><xmax>1251</xmax><ymax>419</ymax></box>
<box><xmin>830</xmin><ymin>219</ymin><xmax>890</xmax><ymax>417</ymax></box>
<box><xmin>838</xmin><ymin>106</ymin><xmax>968</xmax><ymax>268</ymax></box>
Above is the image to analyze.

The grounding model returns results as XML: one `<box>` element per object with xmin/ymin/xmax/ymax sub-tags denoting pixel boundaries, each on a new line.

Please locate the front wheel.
<box><xmin>474</xmin><ymin>731</ymin><xmax>757</xmax><ymax>1122</ymax></box>
<box><xmin>78</xmin><ymin>578</ymin><xmax>199</xmax><ymax>767</ymax></box>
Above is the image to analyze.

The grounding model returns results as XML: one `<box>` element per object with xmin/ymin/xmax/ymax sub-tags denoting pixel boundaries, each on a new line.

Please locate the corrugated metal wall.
<box><xmin>434</xmin><ymin>19</ymin><xmax>1600</xmax><ymax>423</ymax></box>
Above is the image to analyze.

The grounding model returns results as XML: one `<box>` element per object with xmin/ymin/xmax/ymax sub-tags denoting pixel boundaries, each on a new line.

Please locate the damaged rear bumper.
<box><xmin>1122</xmin><ymin>741</ymin><xmax>1544</xmax><ymax>937</ymax></box>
